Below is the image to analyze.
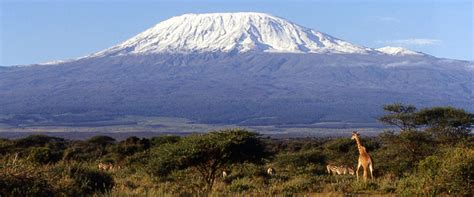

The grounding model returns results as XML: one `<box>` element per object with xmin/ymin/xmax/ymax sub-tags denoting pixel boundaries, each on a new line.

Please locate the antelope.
<box><xmin>98</xmin><ymin>162</ymin><xmax>114</xmax><ymax>171</ymax></box>
<box><xmin>347</xmin><ymin>167</ymin><xmax>355</xmax><ymax>175</ymax></box>
<box><xmin>267</xmin><ymin>167</ymin><xmax>275</xmax><ymax>175</ymax></box>
<box><xmin>222</xmin><ymin>170</ymin><xmax>229</xmax><ymax>178</ymax></box>
<box><xmin>326</xmin><ymin>164</ymin><xmax>340</xmax><ymax>175</ymax></box>
<box><xmin>327</xmin><ymin>165</ymin><xmax>355</xmax><ymax>176</ymax></box>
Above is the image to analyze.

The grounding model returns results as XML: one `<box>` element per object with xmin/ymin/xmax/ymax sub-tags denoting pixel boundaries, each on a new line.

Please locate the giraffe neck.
<box><xmin>354</xmin><ymin>136</ymin><xmax>365</xmax><ymax>154</ymax></box>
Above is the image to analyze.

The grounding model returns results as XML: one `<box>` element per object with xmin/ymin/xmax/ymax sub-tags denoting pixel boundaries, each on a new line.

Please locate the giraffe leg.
<box><xmin>369</xmin><ymin>164</ymin><xmax>374</xmax><ymax>180</ymax></box>
<box><xmin>363</xmin><ymin>167</ymin><xmax>368</xmax><ymax>182</ymax></box>
<box><xmin>356</xmin><ymin>162</ymin><xmax>362</xmax><ymax>181</ymax></box>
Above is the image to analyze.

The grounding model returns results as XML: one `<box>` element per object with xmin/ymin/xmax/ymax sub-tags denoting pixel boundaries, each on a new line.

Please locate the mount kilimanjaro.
<box><xmin>0</xmin><ymin>12</ymin><xmax>472</xmax><ymax>127</ymax></box>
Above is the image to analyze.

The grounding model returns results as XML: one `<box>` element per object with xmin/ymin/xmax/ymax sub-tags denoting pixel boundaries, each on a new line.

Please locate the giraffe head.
<box><xmin>351</xmin><ymin>131</ymin><xmax>360</xmax><ymax>140</ymax></box>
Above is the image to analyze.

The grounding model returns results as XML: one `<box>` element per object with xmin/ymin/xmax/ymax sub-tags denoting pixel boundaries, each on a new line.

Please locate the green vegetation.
<box><xmin>0</xmin><ymin>104</ymin><xmax>472</xmax><ymax>196</ymax></box>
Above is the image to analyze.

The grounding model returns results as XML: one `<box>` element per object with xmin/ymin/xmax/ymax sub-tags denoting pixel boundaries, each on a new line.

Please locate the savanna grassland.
<box><xmin>0</xmin><ymin>104</ymin><xmax>473</xmax><ymax>196</ymax></box>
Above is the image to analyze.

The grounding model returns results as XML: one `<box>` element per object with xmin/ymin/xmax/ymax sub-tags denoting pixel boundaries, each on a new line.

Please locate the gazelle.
<box><xmin>267</xmin><ymin>167</ymin><xmax>275</xmax><ymax>175</ymax></box>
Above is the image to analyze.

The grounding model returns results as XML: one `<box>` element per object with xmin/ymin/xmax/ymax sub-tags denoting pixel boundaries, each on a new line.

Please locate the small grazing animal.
<box><xmin>326</xmin><ymin>164</ymin><xmax>339</xmax><ymax>175</ymax></box>
<box><xmin>339</xmin><ymin>165</ymin><xmax>348</xmax><ymax>175</ymax></box>
<box><xmin>327</xmin><ymin>165</ymin><xmax>355</xmax><ymax>176</ymax></box>
<box><xmin>339</xmin><ymin>166</ymin><xmax>355</xmax><ymax>176</ymax></box>
<box><xmin>222</xmin><ymin>170</ymin><xmax>229</xmax><ymax>178</ymax></box>
<box><xmin>347</xmin><ymin>167</ymin><xmax>355</xmax><ymax>175</ymax></box>
<box><xmin>98</xmin><ymin>162</ymin><xmax>114</xmax><ymax>171</ymax></box>
<box><xmin>267</xmin><ymin>167</ymin><xmax>275</xmax><ymax>175</ymax></box>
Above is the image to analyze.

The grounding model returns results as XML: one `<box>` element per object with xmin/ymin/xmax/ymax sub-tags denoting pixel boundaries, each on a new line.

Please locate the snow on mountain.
<box><xmin>92</xmin><ymin>12</ymin><xmax>374</xmax><ymax>57</ymax></box>
<box><xmin>376</xmin><ymin>46</ymin><xmax>424</xmax><ymax>56</ymax></box>
<box><xmin>1</xmin><ymin>12</ymin><xmax>472</xmax><ymax>127</ymax></box>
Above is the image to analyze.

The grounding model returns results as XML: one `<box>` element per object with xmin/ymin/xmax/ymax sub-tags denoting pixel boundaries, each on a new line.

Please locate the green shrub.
<box><xmin>0</xmin><ymin>138</ymin><xmax>12</xmax><ymax>155</ymax></box>
<box><xmin>350</xmin><ymin>180</ymin><xmax>379</xmax><ymax>192</ymax></box>
<box><xmin>377</xmin><ymin>174</ymin><xmax>398</xmax><ymax>193</ymax></box>
<box><xmin>274</xmin><ymin>149</ymin><xmax>326</xmax><ymax>174</ymax></box>
<box><xmin>0</xmin><ymin>172</ymin><xmax>55</xmax><ymax>197</ymax></box>
<box><xmin>63</xmin><ymin>165</ymin><xmax>115</xmax><ymax>195</ymax></box>
<box><xmin>0</xmin><ymin>154</ymin><xmax>55</xmax><ymax>197</ymax></box>
<box><xmin>232</xmin><ymin>162</ymin><xmax>266</xmax><ymax>178</ymax></box>
<box><xmin>228</xmin><ymin>177</ymin><xmax>255</xmax><ymax>192</ymax></box>
<box><xmin>397</xmin><ymin>147</ymin><xmax>474</xmax><ymax>196</ymax></box>
<box><xmin>150</xmin><ymin>135</ymin><xmax>180</xmax><ymax>147</ymax></box>
<box><xmin>375</xmin><ymin>130</ymin><xmax>436</xmax><ymax>176</ymax></box>
<box><xmin>62</xmin><ymin>141</ymin><xmax>102</xmax><ymax>161</ymax></box>
<box><xmin>29</xmin><ymin>147</ymin><xmax>60</xmax><ymax>164</ymax></box>
<box><xmin>280</xmin><ymin>175</ymin><xmax>313</xmax><ymax>194</ymax></box>
<box><xmin>321</xmin><ymin>175</ymin><xmax>354</xmax><ymax>193</ymax></box>
<box><xmin>87</xmin><ymin>135</ymin><xmax>116</xmax><ymax>146</ymax></box>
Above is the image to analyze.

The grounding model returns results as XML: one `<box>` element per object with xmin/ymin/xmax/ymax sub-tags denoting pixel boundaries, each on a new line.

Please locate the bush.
<box><xmin>63</xmin><ymin>165</ymin><xmax>115</xmax><ymax>195</ymax></box>
<box><xmin>0</xmin><ymin>154</ymin><xmax>114</xmax><ymax>196</ymax></box>
<box><xmin>228</xmin><ymin>177</ymin><xmax>255</xmax><ymax>193</ymax></box>
<box><xmin>375</xmin><ymin>130</ymin><xmax>436</xmax><ymax>176</ymax></box>
<box><xmin>280</xmin><ymin>175</ymin><xmax>314</xmax><ymax>194</ymax></box>
<box><xmin>0</xmin><ymin>155</ymin><xmax>55</xmax><ymax>197</ymax></box>
<box><xmin>115</xmin><ymin>136</ymin><xmax>151</xmax><ymax>156</ymax></box>
<box><xmin>62</xmin><ymin>141</ymin><xmax>102</xmax><ymax>161</ymax></box>
<box><xmin>234</xmin><ymin>162</ymin><xmax>266</xmax><ymax>178</ymax></box>
<box><xmin>29</xmin><ymin>147</ymin><xmax>61</xmax><ymax>164</ymax></box>
<box><xmin>274</xmin><ymin>149</ymin><xmax>326</xmax><ymax>174</ymax></box>
<box><xmin>350</xmin><ymin>180</ymin><xmax>379</xmax><ymax>192</ymax></box>
<box><xmin>150</xmin><ymin>135</ymin><xmax>180</xmax><ymax>147</ymax></box>
<box><xmin>0</xmin><ymin>138</ymin><xmax>12</xmax><ymax>155</ymax></box>
<box><xmin>0</xmin><ymin>172</ymin><xmax>55</xmax><ymax>197</ymax></box>
<box><xmin>87</xmin><ymin>135</ymin><xmax>116</xmax><ymax>146</ymax></box>
<box><xmin>397</xmin><ymin>147</ymin><xmax>474</xmax><ymax>196</ymax></box>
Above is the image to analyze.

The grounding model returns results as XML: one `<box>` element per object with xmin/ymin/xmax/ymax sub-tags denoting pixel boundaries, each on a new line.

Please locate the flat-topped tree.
<box><xmin>147</xmin><ymin>129</ymin><xmax>270</xmax><ymax>192</ymax></box>
<box><xmin>415</xmin><ymin>106</ymin><xmax>473</xmax><ymax>144</ymax></box>
<box><xmin>378</xmin><ymin>103</ymin><xmax>418</xmax><ymax>132</ymax></box>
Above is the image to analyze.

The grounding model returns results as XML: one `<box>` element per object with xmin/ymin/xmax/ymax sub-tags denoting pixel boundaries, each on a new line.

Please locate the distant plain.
<box><xmin>0</xmin><ymin>115</ymin><xmax>385</xmax><ymax>140</ymax></box>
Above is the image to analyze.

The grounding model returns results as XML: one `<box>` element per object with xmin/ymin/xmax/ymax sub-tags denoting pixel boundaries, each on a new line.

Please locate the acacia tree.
<box><xmin>148</xmin><ymin>129</ymin><xmax>270</xmax><ymax>192</ymax></box>
<box><xmin>378</xmin><ymin>103</ymin><xmax>418</xmax><ymax>132</ymax></box>
<box><xmin>415</xmin><ymin>107</ymin><xmax>473</xmax><ymax>143</ymax></box>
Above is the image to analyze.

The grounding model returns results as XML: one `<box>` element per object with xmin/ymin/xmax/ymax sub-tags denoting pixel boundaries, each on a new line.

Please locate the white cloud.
<box><xmin>376</xmin><ymin>38</ymin><xmax>441</xmax><ymax>46</ymax></box>
<box><xmin>378</xmin><ymin>17</ymin><xmax>400</xmax><ymax>23</ymax></box>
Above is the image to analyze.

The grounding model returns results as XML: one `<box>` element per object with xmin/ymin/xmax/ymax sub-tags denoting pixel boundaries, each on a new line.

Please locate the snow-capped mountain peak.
<box><xmin>376</xmin><ymin>46</ymin><xmax>424</xmax><ymax>56</ymax></box>
<box><xmin>92</xmin><ymin>12</ymin><xmax>374</xmax><ymax>57</ymax></box>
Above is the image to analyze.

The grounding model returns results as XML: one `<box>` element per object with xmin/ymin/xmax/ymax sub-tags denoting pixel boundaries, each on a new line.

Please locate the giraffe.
<box><xmin>351</xmin><ymin>131</ymin><xmax>374</xmax><ymax>182</ymax></box>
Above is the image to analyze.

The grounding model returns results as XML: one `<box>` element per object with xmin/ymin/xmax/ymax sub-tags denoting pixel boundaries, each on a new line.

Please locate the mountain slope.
<box><xmin>0</xmin><ymin>12</ymin><xmax>472</xmax><ymax>127</ymax></box>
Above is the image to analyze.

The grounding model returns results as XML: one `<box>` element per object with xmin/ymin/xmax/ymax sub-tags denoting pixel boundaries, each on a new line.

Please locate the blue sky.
<box><xmin>1</xmin><ymin>0</ymin><xmax>473</xmax><ymax>66</ymax></box>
